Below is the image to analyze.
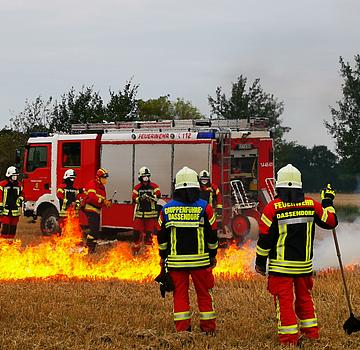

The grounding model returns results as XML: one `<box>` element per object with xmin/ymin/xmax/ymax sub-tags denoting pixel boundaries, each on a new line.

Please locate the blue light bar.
<box><xmin>197</xmin><ymin>131</ymin><xmax>216</xmax><ymax>139</ymax></box>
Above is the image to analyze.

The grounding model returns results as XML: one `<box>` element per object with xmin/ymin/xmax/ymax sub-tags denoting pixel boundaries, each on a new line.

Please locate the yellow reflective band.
<box><xmin>158</xmin><ymin>217</ymin><xmax>163</xmax><ymax>227</ymax></box>
<box><xmin>158</xmin><ymin>242</ymin><xmax>168</xmax><ymax>250</ymax></box>
<box><xmin>216</xmin><ymin>204</ymin><xmax>223</xmax><ymax>209</ymax></box>
<box><xmin>261</xmin><ymin>213</ymin><xmax>272</xmax><ymax>227</ymax></box>
<box><xmin>165</xmin><ymin>221</ymin><xmax>200</xmax><ymax>228</ymax></box>
<box><xmin>321</xmin><ymin>209</ymin><xmax>328</xmax><ymax>222</ymax></box>
<box><xmin>299</xmin><ymin>318</ymin><xmax>318</xmax><ymax>328</ymax></box>
<box><xmin>0</xmin><ymin>186</ymin><xmax>3</xmax><ymax>190</ymax></box>
<box><xmin>276</xmin><ymin>223</ymin><xmax>287</xmax><ymax>261</ymax></box>
<box><xmin>305</xmin><ymin>222</ymin><xmax>313</xmax><ymax>260</ymax></box>
<box><xmin>133</xmin><ymin>189</ymin><xmax>138</xmax><ymax>194</ymax></box>
<box><xmin>170</xmin><ymin>227</ymin><xmax>177</xmax><ymax>256</ymax></box>
<box><xmin>87</xmin><ymin>189</ymin><xmax>96</xmax><ymax>194</ymax></box>
<box><xmin>168</xmin><ymin>253</ymin><xmax>210</xmax><ymax>260</ymax></box>
<box><xmin>84</xmin><ymin>204</ymin><xmax>100</xmax><ymax>214</ymax></box>
<box><xmin>199</xmin><ymin>311</ymin><xmax>216</xmax><ymax>320</ymax></box>
<box><xmin>57</xmin><ymin>188</ymin><xmax>64</xmax><ymax>193</ymax></box>
<box><xmin>327</xmin><ymin>206</ymin><xmax>335</xmax><ymax>213</ymax></box>
<box><xmin>173</xmin><ymin>311</ymin><xmax>191</xmax><ymax>321</ymax></box>
<box><xmin>256</xmin><ymin>245</ymin><xmax>270</xmax><ymax>256</ymax></box>
<box><xmin>209</xmin><ymin>214</ymin><xmax>216</xmax><ymax>225</ymax></box>
<box><xmin>208</xmin><ymin>242</ymin><xmax>218</xmax><ymax>250</ymax></box>
<box><xmin>215</xmin><ymin>189</ymin><xmax>220</xmax><ymax>195</ymax></box>
<box><xmin>168</xmin><ymin>260</ymin><xmax>210</xmax><ymax>268</ymax></box>
<box><xmin>153</xmin><ymin>187</ymin><xmax>160</xmax><ymax>192</ymax></box>
<box><xmin>270</xmin><ymin>259</ymin><xmax>312</xmax><ymax>267</ymax></box>
<box><xmin>268</xmin><ymin>266</ymin><xmax>313</xmax><ymax>274</ymax></box>
<box><xmin>197</xmin><ymin>227</ymin><xmax>205</xmax><ymax>254</ymax></box>
<box><xmin>278</xmin><ymin>324</ymin><xmax>298</xmax><ymax>335</ymax></box>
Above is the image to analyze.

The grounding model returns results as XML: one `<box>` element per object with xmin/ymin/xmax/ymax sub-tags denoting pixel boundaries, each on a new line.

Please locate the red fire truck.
<box><xmin>22</xmin><ymin>118</ymin><xmax>275</xmax><ymax>242</ymax></box>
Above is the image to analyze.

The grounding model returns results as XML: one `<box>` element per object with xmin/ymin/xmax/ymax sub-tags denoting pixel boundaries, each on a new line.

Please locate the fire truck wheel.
<box><xmin>40</xmin><ymin>207</ymin><xmax>60</xmax><ymax>236</ymax></box>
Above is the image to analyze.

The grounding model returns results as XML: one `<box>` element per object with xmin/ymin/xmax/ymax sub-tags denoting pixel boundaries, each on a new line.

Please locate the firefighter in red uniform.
<box><xmin>57</xmin><ymin>169</ymin><xmax>81</xmax><ymax>229</ymax></box>
<box><xmin>132</xmin><ymin>167</ymin><xmax>161</xmax><ymax>253</ymax></box>
<box><xmin>83</xmin><ymin>168</ymin><xmax>112</xmax><ymax>252</ymax></box>
<box><xmin>0</xmin><ymin>166</ymin><xmax>24</xmax><ymax>240</ymax></box>
<box><xmin>199</xmin><ymin>170</ymin><xmax>222</xmax><ymax>215</ymax></box>
<box><xmin>157</xmin><ymin>166</ymin><xmax>218</xmax><ymax>333</ymax></box>
<box><xmin>255</xmin><ymin>164</ymin><xmax>338</xmax><ymax>346</ymax></box>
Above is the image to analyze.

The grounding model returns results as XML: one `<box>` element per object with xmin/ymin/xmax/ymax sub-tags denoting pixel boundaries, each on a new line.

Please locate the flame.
<box><xmin>0</xmin><ymin>213</ymin><xmax>255</xmax><ymax>281</ymax></box>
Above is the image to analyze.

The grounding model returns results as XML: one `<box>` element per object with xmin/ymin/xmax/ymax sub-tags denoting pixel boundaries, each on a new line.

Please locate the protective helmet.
<box><xmin>175</xmin><ymin>167</ymin><xmax>200</xmax><ymax>190</ymax></box>
<box><xmin>63</xmin><ymin>169</ymin><xmax>76</xmax><ymax>180</ymax></box>
<box><xmin>138</xmin><ymin>166</ymin><xmax>151</xmax><ymax>181</ymax></box>
<box><xmin>199</xmin><ymin>169</ymin><xmax>210</xmax><ymax>180</ymax></box>
<box><xmin>276</xmin><ymin>164</ymin><xmax>302</xmax><ymax>189</ymax></box>
<box><xmin>96</xmin><ymin>168</ymin><xmax>109</xmax><ymax>178</ymax></box>
<box><xmin>6</xmin><ymin>166</ymin><xmax>19</xmax><ymax>178</ymax></box>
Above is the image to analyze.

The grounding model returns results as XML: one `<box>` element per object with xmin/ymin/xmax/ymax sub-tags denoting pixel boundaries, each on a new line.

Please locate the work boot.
<box><xmin>132</xmin><ymin>242</ymin><xmax>141</xmax><ymax>255</ymax></box>
<box><xmin>86</xmin><ymin>234</ymin><xmax>97</xmax><ymax>254</ymax></box>
<box><xmin>145</xmin><ymin>231</ymin><xmax>152</xmax><ymax>245</ymax></box>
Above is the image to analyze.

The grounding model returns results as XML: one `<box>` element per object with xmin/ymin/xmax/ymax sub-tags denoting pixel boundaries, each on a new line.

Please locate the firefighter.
<box><xmin>157</xmin><ymin>166</ymin><xmax>218</xmax><ymax>333</ymax></box>
<box><xmin>0</xmin><ymin>166</ymin><xmax>24</xmax><ymax>240</ymax></box>
<box><xmin>132</xmin><ymin>166</ymin><xmax>161</xmax><ymax>253</ymax></box>
<box><xmin>255</xmin><ymin>164</ymin><xmax>338</xmax><ymax>346</ymax></box>
<box><xmin>83</xmin><ymin>168</ymin><xmax>112</xmax><ymax>252</ymax></box>
<box><xmin>199</xmin><ymin>170</ymin><xmax>222</xmax><ymax>215</ymax></box>
<box><xmin>57</xmin><ymin>169</ymin><xmax>81</xmax><ymax>229</ymax></box>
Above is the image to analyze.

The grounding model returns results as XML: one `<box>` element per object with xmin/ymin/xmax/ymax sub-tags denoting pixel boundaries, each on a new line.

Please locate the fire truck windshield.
<box><xmin>26</xmin><ymin>146</ymin><xmax>48</xmax><ymax>172</ymax></box>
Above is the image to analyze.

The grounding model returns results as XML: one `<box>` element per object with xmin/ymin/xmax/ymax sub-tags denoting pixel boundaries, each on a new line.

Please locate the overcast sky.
<box><xmin>1</xmin><ymin>0</ymin><xmax>359</xmax><ymax>150</ymax></box>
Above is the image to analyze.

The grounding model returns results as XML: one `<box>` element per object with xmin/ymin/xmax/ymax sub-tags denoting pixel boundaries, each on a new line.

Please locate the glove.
<box><xmin>255</xmin><ymin>264</ymin><xmax>266</xmax><ymax>276</ymax></box>
<box><xmin>209</xmin><ymin>257</ymin><xmax>217</xmax><ymax>269</ymax></box>
<box><xmin>74</xmin><ymin>200</ymin><xmax>81</xmax><ymax>210</ymax></box>
<box><xmin>155</xmin><ymin>270</ymin><xmax>174</xmax><ymax>298</ymax></box>
<box><xmin>103</xmin><ymin>199</ymin><xmax>112</xmax><ymax>208</ymax></box>
<box><xmin>16</xmin><ymin>197</ymin><xmax>23</xmax><ymax>207</ymax></box>
<box><xmin>320</xmin><ymin>183</ymin><xmax>336</xmax><ymax>201</ymax></box>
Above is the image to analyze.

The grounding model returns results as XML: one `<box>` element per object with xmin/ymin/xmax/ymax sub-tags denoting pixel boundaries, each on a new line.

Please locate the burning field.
<box><xmin>0</xmin><ymin>215</ymin><xmax>359</xmax><ymax>349</ymax></box>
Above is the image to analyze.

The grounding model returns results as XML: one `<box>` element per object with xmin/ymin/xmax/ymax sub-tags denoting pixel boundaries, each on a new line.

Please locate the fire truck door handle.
<box><xmin>44</xmin><ymin>183</ymin><xmax>50</xmax><ymax>190</ymax></box>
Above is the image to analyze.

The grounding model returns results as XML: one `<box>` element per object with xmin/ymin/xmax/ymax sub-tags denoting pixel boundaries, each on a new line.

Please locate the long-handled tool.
<box><xmin>332</xmin><ymin>228</ymin><xmax>360</xmax><ymax>334</ymax></box>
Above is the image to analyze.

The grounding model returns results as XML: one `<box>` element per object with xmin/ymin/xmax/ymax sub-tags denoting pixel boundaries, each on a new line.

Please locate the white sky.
<box><xmin>1</xmin><ymin>0</ymin><xmax>360</xmax><ymax>151</ymax></box>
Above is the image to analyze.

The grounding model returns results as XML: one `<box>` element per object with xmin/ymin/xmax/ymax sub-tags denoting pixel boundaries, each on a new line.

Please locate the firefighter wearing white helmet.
<box><xmin>199</xmin><ymin>169</ymin><xmax>223</xmax><ymax>214</ymax></box>
<box><xmin>132</xmin><ymin>166</ymin><xmax>161</xmax><ymax>253</ymax></box>
<box><xmin>0</xmin><ymin>166</ymin><xmax>24</xmax><ymax>240</ymax></box>
<box><xmin>56</xmin><ymin>169</ymin><xmax>82</xmax><ymax>228</ymax></box>
<box><xmin>157</xmin><ymin>166</ymin><xmax>218</xmax><ymax>333</ymax></box>
<box><xmin>255</xmin><ymin>163</ymin><xmax>338</xmax><ymax>345</ymax></box>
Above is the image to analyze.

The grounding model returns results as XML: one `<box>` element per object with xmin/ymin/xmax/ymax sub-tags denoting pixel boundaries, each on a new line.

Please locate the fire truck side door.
<box><xmin>23</xmin><ymin>143</ymin><xmax>51</xmax><ymax>202</ymax></box>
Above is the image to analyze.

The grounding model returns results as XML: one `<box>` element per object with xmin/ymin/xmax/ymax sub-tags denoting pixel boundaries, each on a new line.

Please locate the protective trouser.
<box><xmin>0</xmin><ymin>216</ymin><xmax>19</xmax><ymax>239</ymax></box>
<box><xmin>84</xmin><ymin>212</ymin><xmax>101</xmax><ymax>252</ymax></box>
<box><xmin>268</xmin><ymin>275</ymin><xmax>319</xmax><ymax>345</ymax></box>
<box><xmin>169</xmin><ymin>268</ymin><xmax>216</xmax><ymax>332</ymax></box>
<box><xmin>132</xmin><ymin>218</ymin><xmax>157</xmax><ymax>252</ymax></box>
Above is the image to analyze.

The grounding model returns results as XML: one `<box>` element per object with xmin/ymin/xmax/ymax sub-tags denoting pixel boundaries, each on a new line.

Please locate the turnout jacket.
<box><xmin>132</xmin><ymin>182</ymin><xmax>161</xmax><ymax>219</ymax></box>
<box><xmin>256</xmin><ymin>196</ymin><xmax>337</xmax><ymax>276</ymax></box>
<box><xmin>0</xmin><ymin>179</ymin><xmax>24</xmax><ymax>216</ymax></box>
<box><xmin>83</xmin><ymin>179</ymin><xmax>107</xmax><ymax>215</ymax></box>
<box><xmin>200</xmin><ymin>183</ymin><xmax>222</xmax><ymax>209</ymax></box>
<box><xmin>157</xmin><ymin>199</ymin><xmax>218</xmax><ymax>269</ymax></box>
<box><xmin>57</xmin><ymin>184</ymin><xmax>81</xmax><ymax>217</ymax></box>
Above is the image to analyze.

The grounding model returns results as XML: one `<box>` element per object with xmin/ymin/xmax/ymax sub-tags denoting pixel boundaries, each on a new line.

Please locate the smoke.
<box><xmin>313</xmin><ymin>219</ymin><xmax>360</xmax><ymax>270</ymax></box>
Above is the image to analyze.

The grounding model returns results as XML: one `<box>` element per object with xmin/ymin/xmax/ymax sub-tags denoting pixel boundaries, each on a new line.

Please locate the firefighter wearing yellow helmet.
<box><xmin>157</xmin><ymin>166</ymin><xmax>218</xmax><ymax>333</ymax></box>
<box><xmin>0</xmin><ymin>166</ymin><xmax>24</xmax><ymax>240</ymax></box>
<box><xmin>82</xmin><ymin>168</ymin><xmax>112</xmax><ymax>252</ymax></box>
<box><xmin>132</xmin><ymin>166</ymin><xmax>161</xmax><ymax>253</ymax></box>
<box><xmin>255</xmin><ymin>164</ymin><xmax>338</xmax><ymax>345</ymax></box>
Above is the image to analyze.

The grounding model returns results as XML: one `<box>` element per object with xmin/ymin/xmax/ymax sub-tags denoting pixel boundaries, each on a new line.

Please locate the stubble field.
<box><xmin>0</xmin><ymin>193</ymin><xmax>359</xmax><ymax>350</ymax></box>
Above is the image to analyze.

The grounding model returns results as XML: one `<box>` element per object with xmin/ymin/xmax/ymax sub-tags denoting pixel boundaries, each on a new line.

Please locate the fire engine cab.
<box><xmin>22</xmin><ymin>118</ymin><xmax>275</xmax><ymax>242</ymax></box>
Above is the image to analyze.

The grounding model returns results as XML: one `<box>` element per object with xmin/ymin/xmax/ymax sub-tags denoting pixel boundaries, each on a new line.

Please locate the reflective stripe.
<box><xmin>216</xmin><ymin>204</ymin><xmax>223</xmax><ymax>209</ymax></box>
<box><xmin>209</xmin><ymin>214</ymin><xmax>216</xmax><ymax>225</ymax></box>
<box><xmin>165</xmin><ymin>221</ymin><xmax>199</xmax><ymax>228</ymax></box>
<box><xmin>169</xmin><ymin>253</ymin><xmax>209</xmax><ymax>260</ymax></box>
<box><xmin>173</xmin><ymin>311</ymin><xmax>191</xmax><ymax>321</ymax></box>
<box><xmin>299</xmin><ymin>318</ymin><xmax>318</xmax><ymax>328</ymax></box>
<box><xmin>168</xmin><ymin>260</ymin><xmax>210</xmax><ymax>268</ymax></box>
<box><xmin>208</xmin><ymin>241</ymin><xmax>218</xmax><ymax>250</ymax></box>
<box><xmin>84</xmin><ymin>204</ymin><xmax>100</xmax><ymax>214</ymax></box>
<box><xmin>153</xmin><ymin>187</ymin><xmax>160</xmax><ymax>193</ymax></box>
<box><xmin>321</xmin><ymin>209</ymin><xmax>328</xmax><ymax>222</ymax></box>
<box><xmin>278</xmin><ymin>324</ymin><xmax>298</xmax><ymax>335</ymax></box>
<box><xmin>199</xmin><ymin>311</ymin><xmax>216</xmax><ymax>320</ymax></box>
<box><xmin>276</xmin><ymin>223</ymin><xmax>287</xmax><ymax>261</ymax></box>
<box><xmin>135</xmin><ymin>211</ymin><xmax>158</xmax><ymax>218</ymax></box>
<box><xmin>261</xmin><ymin>213</ymin><xmax>272</xmax><ymax>227</ymax></box>
<box><xmin>197</xmin><ymin>227</ymin><xmax>205</xmax><ymax>254</ymax></box>
<box><xmin>133</xmin><ymin>189</ymin><xmax>138</xmax><ymax>194</ymax></box>
<box><xmin>305</xmin><ymin>222</ymin><xmax>313</xmax><ymax>260</ymax></box>
<box><xmin>159</xmin><ymin>242</ymin><xmax>168</xmax><ymax>250</ymax></box>
<box><xmin>327</xmin><ymin>206</ymin><xmax>335</xmax><ymax>213</ymax></box>
<box><xmin>268</xmin><ymin>266</ymin><xmax>313</xmax><ymax>274</ymax></box>
<box><xmin>256</xmin><ymin>245</ymin><xmax>270</xmax><ymax>256</ymax></box>
<box><xmin>279</xmin><ymin>217</ymin><xmax>313</xmax><ymax>225</ymax></box>
<box><xmin>270</xmin><ymin>259</ymin><xmax>312</xmax><ymax>267</ymax></box>
<box><xmin>57</xmin><ymin>188</ymin><xmax>64</xmax><ymax>193</ymax></box>
<box><xmin>158</xmin><ymin>216</ymin><xmax>163</xmax><ymax>227</ymax></box>
<box><xmin>170</xmin><ymin>227</ymin><xmax>177</xmax><ymax>255</ymax></box>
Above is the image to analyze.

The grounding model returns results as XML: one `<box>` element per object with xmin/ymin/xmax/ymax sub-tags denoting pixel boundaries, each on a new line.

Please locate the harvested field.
<box><xmin>0</xmin><ymin>209</ymin><xmax>359</xmax><ymax>349</ymax></box>
<box><xmin>307</xmin><ymin>193</ymin><xmax>360</xmax><ymax>207</ymax></box>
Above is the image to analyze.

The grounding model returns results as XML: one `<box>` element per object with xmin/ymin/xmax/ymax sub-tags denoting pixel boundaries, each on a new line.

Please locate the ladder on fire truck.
<box><xmin>218</xmin><ymin>130</ymin><xmax>233</xmax><ymax>238</ymax></box>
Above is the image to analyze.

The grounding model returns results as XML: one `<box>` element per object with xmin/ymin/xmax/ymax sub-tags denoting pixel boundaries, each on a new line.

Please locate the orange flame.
<box><xmin>0</xmin><ymin>213</ymin><xmax>256</xmax><ymax>281</ymax></box>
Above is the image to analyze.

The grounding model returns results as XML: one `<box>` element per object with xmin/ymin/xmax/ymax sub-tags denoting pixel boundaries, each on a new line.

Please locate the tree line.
<box><xmin>2</xmin><ymin>55</ymin><xmax>360</xmax><ymax>192</ymax></box>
